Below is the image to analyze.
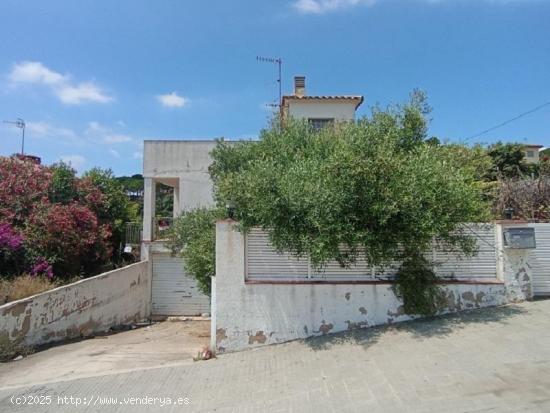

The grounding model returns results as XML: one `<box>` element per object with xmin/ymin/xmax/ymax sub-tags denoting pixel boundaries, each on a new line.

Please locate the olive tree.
<box><xmin>210</xmin><ymin>95</ymin><xmax>488</xmax><ymax>269</ymax></box>
<box><xmin>174</xmin><ymin>92</ymin><xmax>489</xmax><ymax>314</ymax></box>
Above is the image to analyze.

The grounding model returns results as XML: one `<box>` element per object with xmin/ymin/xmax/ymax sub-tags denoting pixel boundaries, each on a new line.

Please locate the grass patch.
<box><xmin>0</xmin><ymin>334</ymin><xmax>33</xmax><ymax>362</ymax></box>
<box><xmin>0</xmin><ymin>275</ymin><xmax>57</xmax><ymax>305</ymax></box>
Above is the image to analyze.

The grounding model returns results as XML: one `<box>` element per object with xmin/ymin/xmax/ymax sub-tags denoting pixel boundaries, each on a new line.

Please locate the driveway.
<box><xmin>0</xmin><ymin>319</ymin><xmax>210</xmax><ymax>390</ymax></box>
<box><xmin>1</xmin><ymin>300</ymin><xmax>550</xmax><ymax>412</ymax></box>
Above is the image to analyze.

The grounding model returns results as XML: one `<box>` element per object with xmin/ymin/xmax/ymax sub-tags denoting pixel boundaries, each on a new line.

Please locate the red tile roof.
<box><xmin>282</xmin><ymin>95</ymin><xmax>364</xmax><ymax>109</ymax></box>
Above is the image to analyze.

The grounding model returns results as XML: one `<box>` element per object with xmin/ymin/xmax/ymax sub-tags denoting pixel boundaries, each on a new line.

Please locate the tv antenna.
<box><xmin>3</xmin><ymin>118</ymin><xmax>25</xmax><ymax>155</ymax></box>
<box><xmin>256</xmin><ymin>56</ymin><xmax>282</xmax><ymax>109</ymax></box>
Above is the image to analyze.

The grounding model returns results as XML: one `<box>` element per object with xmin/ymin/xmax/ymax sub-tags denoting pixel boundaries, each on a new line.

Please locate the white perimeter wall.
<box><xmin>0</xmin><ymin>261</ymin><xmax>151</xmax><ymax>347</ymax></box>
<box><xmin>214</xmin><ymin>221</ymin><xmax>534</xmax><ymax>352</ymax></box>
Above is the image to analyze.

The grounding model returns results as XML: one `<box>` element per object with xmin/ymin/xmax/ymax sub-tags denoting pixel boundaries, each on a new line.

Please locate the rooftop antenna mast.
<box><xmin>3</xmin><ymin>118</ymin><xmax>25</xmax><ymax>155</ymax></box>
<box><xmin>256</xmin><ymin>56</ymin><xmax>282</xmax><ymax>110</ymax></box>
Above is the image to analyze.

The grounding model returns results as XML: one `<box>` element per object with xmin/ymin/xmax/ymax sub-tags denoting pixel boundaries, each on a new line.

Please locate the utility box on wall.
<box><xmin>503</xmin><ymin>227</ymin><xmax>536</xmax><ymax>249</ymax></box>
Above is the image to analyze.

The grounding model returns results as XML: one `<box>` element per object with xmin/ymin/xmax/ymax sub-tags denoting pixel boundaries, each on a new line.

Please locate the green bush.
<box><xmin>176</xmin><ymin>92</ymin><xmax>488</xmax><ymax>312</ymax></box>
<box><xmin>393</xmin><ymin>253</ymin><xmax>445</xmax><ymax>316</ymax></box>
<box><xmin>210</xmin><ymin>93</ymin><xmax>488</xmax><ymax>270</ymax></box>
<box><xmin>169</xmin><ymin>208</ymin><xmax>221</xmax><ymax>296</ymax></box>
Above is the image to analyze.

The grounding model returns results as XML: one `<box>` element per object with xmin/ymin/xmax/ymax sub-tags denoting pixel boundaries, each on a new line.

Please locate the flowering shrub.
<box><xmin>0</xmin><ymin>223</ymin><xmax>23</xmax><ymax>251</ymax></box>
<box><xmin>0</xmin><ymin>156</ymin><xmax>117</xmax><ymax>279</ymax></box>
<box><xmin>0</xmin><ymin>157</ymin><xmax>51</xmax><ymax>225</ymax></box>
<box><xmin>0</xmin><ymin>223</ymin><xmax>26</xmax><ymax>276</ymax></box>
<box><xmin>30</xmin><ymin>257</ymin><xmax>54</xmax><ymax>279</ymax></box>
<box><xmin>25</xmin><ymin>203</ymin><xmax>112</xmax><ymax>276</ymax></box>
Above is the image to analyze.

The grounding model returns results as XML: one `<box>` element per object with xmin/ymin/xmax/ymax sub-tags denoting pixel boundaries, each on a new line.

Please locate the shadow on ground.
<box><xmin>305</xmin><ymin>303</ymin><xmax>528</xmax><ymax>352</ymax></box>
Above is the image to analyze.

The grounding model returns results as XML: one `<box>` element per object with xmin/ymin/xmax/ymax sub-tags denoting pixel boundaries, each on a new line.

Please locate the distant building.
<box><xmin>281</xmin><ymin>76</ymin><xmax>363</xmax><ymax>129</ymax></box>
<box><xmin>14</xmin><ymin>154</ymin><xmax>41</xmax><ymax>164</ymax></box>
<box><xmin>523</xmin><ymin>144</ymin><xmax>544</xmax><ymax>164</ymax></box>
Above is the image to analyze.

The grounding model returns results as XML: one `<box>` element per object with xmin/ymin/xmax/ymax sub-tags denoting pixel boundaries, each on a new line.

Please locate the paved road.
<box><xmin>2</xmin><ymin>300</ymin><xmax>550</xmax><ymax>413</ymax></box>
<box><xmin>0</xmin><ymin>319</ymin><xmax>210</xmax><ymax>389</ymax></box>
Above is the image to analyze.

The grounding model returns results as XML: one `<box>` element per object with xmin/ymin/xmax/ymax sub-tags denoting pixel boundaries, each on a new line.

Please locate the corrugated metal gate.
<box><xmin>530</xmin><ymin>223</ymin><xmax>550</xmax><ymax>296</ymax></box>
<box><xmin>246</xmin><ymin>225</ymin><xmax>498</xmax><ymax>281</ymax></box>
<box><xmin>151</xmin><ymin>254</ymin><xmax>210</xmax><ymax>316</ymax></box>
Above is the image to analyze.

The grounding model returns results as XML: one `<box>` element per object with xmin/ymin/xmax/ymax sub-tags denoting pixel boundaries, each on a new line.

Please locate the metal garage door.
<box><xmin>151</xmin><ymin>254</ymin><xmax>210</xmax><ymax>316</ymax></box>
<box><xmin>531</xmin><ymin>224</ymin><xmax>550</xmax><ymax>296</ymax></box>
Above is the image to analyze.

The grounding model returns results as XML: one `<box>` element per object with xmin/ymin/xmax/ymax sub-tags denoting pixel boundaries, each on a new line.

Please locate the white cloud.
<box><xmin>108</xmin><ymin>148</ymin><xmax>120</xmax><ymax>158</ymax></box>
<box><xmin>133</xmin><ymin>151</ymin><xmax>143</xmax><ymax>159</ymax></box>
<box><xmin>156</xmin><ymin>92</ymin><xmax>188</xmax><ymax>108</ymax></box>
<box><xmin>103</xmin><ymin>134</ymin><xmax>132</xmax><ymax>144</ymax></box>
<box><xmin>85</xmin><ymin>121</ymin><xmax>133</xmax><ymax>144</ymax></box>
<box><xmin>60</xmin><ymin>155</ymin><xmax>86</xmax><ymax>171</ymax></box>
<box><xmin>26</xmin><ymin>121</ymin><xmax>82</xmax><ymax>144</ymax></box>
<box><xmin>293</xmin><ymin>0</ymin><xmax>375</xmax><ymax>13</ymax></box>
<box><xmin>9</xmin><ymin>61</ymin><xmax>65</xmax><ymax>85</ymax></box>
<box><xmin>8</xmin><ymin>61</ymin><xmax>112</xmax><ymax>105</ymax></box>
<box><xmin>56</xmin><ymin>82</ymin><xmax>111</xmax><ymax>105</ymax></box>
<box><xmin>292</xmin><ymin>0</ymin><xmax>540</xmax><ymax>13</ymax></box>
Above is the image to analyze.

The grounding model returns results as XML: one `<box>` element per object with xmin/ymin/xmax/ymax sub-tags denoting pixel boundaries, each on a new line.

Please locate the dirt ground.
<box><xmin>0</xmin><ymin>319</ymin><xmax>210</xmax><ymax>390</ymax></box>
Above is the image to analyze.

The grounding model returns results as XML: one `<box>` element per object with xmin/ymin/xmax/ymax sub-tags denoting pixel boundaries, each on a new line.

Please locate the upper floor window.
<box><xmin>526</xmin><ymin>150</ymin><xmax>535</xmax><ymax>158</ymax></box>
<box><xmin>308</xmin><ymin>118</ymin><xmax>334</xmax><ymax>131</ymax></box>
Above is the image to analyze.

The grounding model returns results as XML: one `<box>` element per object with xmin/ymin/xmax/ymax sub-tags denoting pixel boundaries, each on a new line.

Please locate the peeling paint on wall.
<box><xmin>346</xmin><ymin>320</ymin><xmax>369</xmax><ymax>330</ymax></box>
<box><xmin>0</xmin><ymin>261</ymin><xmax>151</xmax><ymax>347</ymax></box>
<box><xmin>214</xmin><ymin>221</ymin><xmax>536</xmax><ymax>352</ymax></box>
<box><xmin>317</xmin><ymin>321</ymin><xmax>333</xmax><ymax>335</ymax></box>
<box><xmin>216</xmin><ymin>328</ymin><xmax>227</xmax><ymax>343</ymax></box>
<box><xmin>248</xmin><ymin>330</ymin><xmax>267</xmax><ymax>344</ymax></box>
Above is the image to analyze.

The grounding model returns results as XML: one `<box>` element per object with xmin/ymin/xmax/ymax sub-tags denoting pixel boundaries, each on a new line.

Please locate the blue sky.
<box><xmin>0</xmin><ymin>0</ymin><xmax>549</xmax><ymax>175</ymax></box>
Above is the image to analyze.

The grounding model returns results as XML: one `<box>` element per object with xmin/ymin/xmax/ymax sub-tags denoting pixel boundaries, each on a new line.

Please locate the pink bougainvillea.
<box><xmin>0</xmin><ymin>156</ymin><xmax>114</xmax><ymax>278</ymax></box>
<box><xmin>0</xmin><ymin>223</ymin><xmax>24</xmax><ymax>251</ymax></box>
<box><xmin>0</xmin><ymin>157</ymin><xmax>51</xmax><ymax>225</ymax></box>
<box><xmin>30</xmin><ymin>257</ymin><xmax>54</xmax><ymax>279</ymax></box>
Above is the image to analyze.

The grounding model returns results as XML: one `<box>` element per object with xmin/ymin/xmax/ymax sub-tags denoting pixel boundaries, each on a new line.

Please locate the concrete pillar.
<box><xmin>141</xmin><ymin>178</ymin><xmax>156</xmax><ymax>260</ymax></box>
<box><xmin>496</xmin><ymin>224</ymin><xmax>534</xmax><ymax>302</ymax></box>
<box><xmin>178</xmin><ymin>177</ymin><xmax>187</xmax><ymax>211</ymax></box>
<box><xmin>214</xmin><ymin>220</ymin><xmax>246</xmax><ymax>352</ymax></box>
<box><xmin>173</xmin><ymin>180</ymin><xmax>180</xmax><ymax>218</ymax></box>
<box><xmin>210</xmin><ymin>276</ymin><xmax>216</xmax><ymax>352</ymax></box>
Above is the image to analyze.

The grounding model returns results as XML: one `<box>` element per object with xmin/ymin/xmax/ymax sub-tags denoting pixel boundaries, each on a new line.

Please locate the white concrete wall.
<box><xmin>0</xmin><ymin>261</ymin><xmax>151</xmax><ymax>347</ymax></box>
<box><xmin>143</xmin><ymin>140</ymin><xmax>218</xmax><ymax>211</ymax></box>
<box><xmin>496</xmin><ymin>223</ymin><xmax>534</xmax><ymax>302</ymax></box>
<box><xmin>214</xmin><ymin>221</ymin><xmax>533</xmax><ymax>352</ymax></box>
<box><xmin>523</xmin><ymin>146</ymin><xmax>541</xmax><ymax>164</ymax></box>
<box><xmin>142</xmin><ymin>140</ymin><xmax>218</xmax><ymax>259</ymax></box>
<box><xmin>287</xmin><ymin>101</ymin><xmax>357</xmax><ymax>121</ymax></box>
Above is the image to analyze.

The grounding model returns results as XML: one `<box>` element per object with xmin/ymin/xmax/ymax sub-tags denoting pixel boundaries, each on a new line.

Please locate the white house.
<box><xmin>523</xmin><ymin>144</ymin><xmax>544</xmax><ymax>164</ymax></box>
<box><xmin>141</xmin><ymin>76</ymin><xmax>364</xmax><ymax>316</ymax></box>
<box><xmin>281</xmin><ymin>76</ymin><xmax>363</xmax><ymax>128</ymax></box>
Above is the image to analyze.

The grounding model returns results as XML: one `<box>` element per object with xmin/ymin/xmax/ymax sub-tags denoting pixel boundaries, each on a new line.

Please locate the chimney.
<box><xmin>294</xmin><ymin>76</ymin><xmax>305</xmax><ymax>97</ymax></box>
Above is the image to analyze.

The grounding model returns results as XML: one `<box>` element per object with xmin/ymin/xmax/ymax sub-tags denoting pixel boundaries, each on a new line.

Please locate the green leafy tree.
<box><xmin>49</xmin><ymin>162</ymin><xmax>78</xmax><ymax>204</ymax></box>
<box><xmin>207</xmin><ymin>94</ymin><xmax>488</xmax><ymax>314</ymax></box>
<box><xmin>169</xmin><ymin>208</ymin><xmax>220</xmax><ymax>296</ymax></box>
<box><xmin>82</xmin><ymin>168</ymin><xmax>131</xmax><ymax>259</ymax></box>
<box><xmin>487</xmin><ymin>142</ymin><xmax>529</xmax><ymax>179</ymax></box>
<box><xmin>116</xmin><ymin>174</ymin><xmax>144</xmax><ymax>222</ymax></box>
<box><xmin>439</xmin><ymin>143</ymin><xmax>497</xmax><ymax>203</ymax></box>
<box><xmin>210</xmin><ymin>102</ymin><xmax>487</xmax><ymax>269</ymax></box>
<box><xmin>156</xmin><ymin>184</ymin><xmax>174</xmax><ymax>217</ymax></box>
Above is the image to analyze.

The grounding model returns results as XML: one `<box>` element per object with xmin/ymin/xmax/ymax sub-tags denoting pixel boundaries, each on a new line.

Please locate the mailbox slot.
<box><xmin>503</xmin><ymin>227</ymin><xmax>536</xmax><ymax>249</ymax></box>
